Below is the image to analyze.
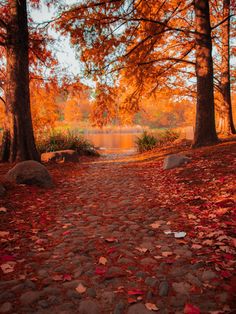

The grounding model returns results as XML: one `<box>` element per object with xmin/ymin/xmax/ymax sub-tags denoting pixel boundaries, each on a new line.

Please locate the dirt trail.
<box><xmin>0</xmin><ymin>143</ymin><xmax>235</xmax><ymax>313</ymax></box>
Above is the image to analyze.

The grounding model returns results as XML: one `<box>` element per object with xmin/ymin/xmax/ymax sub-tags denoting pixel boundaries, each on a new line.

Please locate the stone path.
<box><xmin>0</xmin><ymin>151</ymin><xmax>235</xmax><ymax>314</ymax></box>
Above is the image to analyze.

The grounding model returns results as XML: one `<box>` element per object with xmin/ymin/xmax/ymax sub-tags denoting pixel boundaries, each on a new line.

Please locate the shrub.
<box><xmin>136</xmin><ymin>131</ymin><xmax>158</xmax><ymax>153</ymax></box>
<box><xmin>36</xmin><ymin>130</ymin><xmax>99</xmax><ymax>156</ymax></box>
<box><xmin>158</xmin><ymin>129</ymin><xmax>180</xmax><ymax>145</ymax></box>
<box><xmin>136</xmin><ymin>129</ymin><xmax>180</xmax><ymax>153</ymax></box>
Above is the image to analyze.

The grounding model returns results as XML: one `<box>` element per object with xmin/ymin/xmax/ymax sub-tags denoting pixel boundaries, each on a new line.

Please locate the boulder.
<box><xmin>0</xmin><ymin>184</ymin><xmax>6</xmax><ymax>197</ymax></box>
<box><xmin>163</xmin><ymin>154</ymin><xmax>190</xmax><ymax>170</ymax></box>
<box><xmin>6</xmin><ymin>160</ymin><xmax>53</xmax><ymax>188</ymax></box>
<box><xmin>41</xmin><ymin>150</ymin><xmax>79</xmax><ymax>163</ymax></box>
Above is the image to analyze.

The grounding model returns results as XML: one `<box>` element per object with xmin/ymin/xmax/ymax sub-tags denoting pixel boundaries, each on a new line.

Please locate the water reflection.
<box><xmin>84</xmin><ymin>133</ymin><xmax>140</xmax><ymax>152</ymax></box>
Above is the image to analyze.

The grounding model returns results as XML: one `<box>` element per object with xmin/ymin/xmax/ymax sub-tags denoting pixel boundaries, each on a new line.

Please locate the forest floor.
<box><xmin>0</xmin><ymin>138</ymin><xmax>236</xmax><ymax>314</ymax></box>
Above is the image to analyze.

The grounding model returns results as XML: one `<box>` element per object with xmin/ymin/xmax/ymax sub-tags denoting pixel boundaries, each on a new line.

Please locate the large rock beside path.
<box><xmin>6</xmin><ymin>160</ymin><xmax>53</xmax><ymax>188</ymax></box>
<box><xmin>163</xmin><ymin>154</ymin><xmax>190</xmax><ymax>170</ymax></box>
<box><xmin>41</xmin><ymin>150</ymin><xmax>79</xmax><ymax>163</ymax></box>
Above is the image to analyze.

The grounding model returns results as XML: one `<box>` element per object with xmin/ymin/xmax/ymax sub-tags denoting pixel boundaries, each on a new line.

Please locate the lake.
<box><xmin>84</xmin><ymin>132</ymin><xmax>141</xmax><ymax>153</ymax></box>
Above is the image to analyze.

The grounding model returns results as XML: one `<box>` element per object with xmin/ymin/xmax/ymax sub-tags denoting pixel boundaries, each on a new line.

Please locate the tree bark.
<box><xmin>218</xmin><ymin>0</ymin><xmax>235</xmax><ymax>135</ymax></box>
<box><xmin>193</xmin><ymin>0</ymin><xmax>218</xmax><ymax>147</ymax></box>
<box><xmin>3</xmin><ymin>0</ymin><xmax>39</xmax><ymax>162</ymax></box>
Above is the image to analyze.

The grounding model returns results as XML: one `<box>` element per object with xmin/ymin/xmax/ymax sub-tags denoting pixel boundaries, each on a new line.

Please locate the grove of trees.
<box><xmin>0</xmin><ymin>0</ymin><xmax>235</xmax><ymax>161</ymax></box>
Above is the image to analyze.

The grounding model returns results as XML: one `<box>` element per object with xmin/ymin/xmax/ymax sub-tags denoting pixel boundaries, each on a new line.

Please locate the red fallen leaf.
<box><xmin>128</xmin><ymin>297</ymin><xmax>137</xmax><ymax>304</ymax></box>
<box><xmin>215</xmin><ymin>199</ymin><xmax>235</xmax><ymax>208</ymax></box>
<box><xmin>184</xmin><ymin>303</ymin><xmax>201</xmax><ymax>314</ymax></box>
<box><xmin>62</xmin><ymin>230</ymin><xmax>71</xmax><ymax>236</ymax></box>
<box><xmin>63</xmin><ymin>274</ymin><xmax>72</xmax><ymax>281</ymax></box>
<box><xmin>128</xmin><ymin>289</ymin><xmax>145</xmax><ymax>296</ymax></box>
<box><xmin>224</xmin><ymin>254</ymin><xmax>234</xmax><ymax>260</ymax></box>
<box><xmin>105</xmin><ymin>237</ymin><xmax>118</xmax><ymax>243</ymax></box>
<box><xmin>95</xmin><ymin>267</ymin><xmax>107</xmax><ymax>276</ymax></box>
<box><xmin>220</xmin><ymin>271</ymin><xmax>231</xmax><ymax>278</ymax></box>
<box><xmin>107</xmin><ymin>247</ymin><xmax>117</xmax><ymax>254</ymax></box>
<box><xmin>0</xmin><ymin>255</ymin><xmax>16</xmax><ymax>262</ymax></box>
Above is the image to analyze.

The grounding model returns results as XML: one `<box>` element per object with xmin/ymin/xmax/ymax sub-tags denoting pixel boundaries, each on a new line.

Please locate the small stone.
<box><xmin>66</xmin><ymin>289</ymin><xmax>81</xmax><ymax>299</ymax></box>
<box><xmin>185</xmin><ymin>273</ymin><xmax>202</xmax><ymax>287</ymax></box>
<box><xmin>38</xmin><ymin>300</ymin><xmax>49</xmax><ymax>309</ymax></box>
<box><xmin>0</xmin><ymin>302</ymin><xmax>12</xmax><ymax>313</ymax></box>
<box><xmin>42</xmin><ymin>287</ymin><xmax>61</xmax><ymax>295</ymax></box>
<box><xmin>38</xmin><ymin>269</ymin><xmax>48</xmax><ymax>278</ymax></box>
<box><xmin>201</xmin><ymin>270</ymin><xmax>217</xmax><ymax>281</ymax></box>
<box><xmin>114</xmin><ymin>301</ymin><xmax>126</xmax><ymax>314</ymax></box>
<box><xmin>159</xmin><ymin>281</ymin><xmax>169</xmax><ymax>296</ymax></box>
<box><xmin>20</xmin><ymin>291</ymin><xmax>42</xmax><ymax>305</ymax></box>
<box><xmin>78</xmin><ymin>300</ymin><xmax>100</xmax><ymax>314</ymax></box>
<box><xmin>145</xmin><ymin>277</ymin><xmax>158</xmax><ymax>287</ymax></box>
<box><xmin>127</xmin><ymin>303</ymin><xmax>152</xmax><ymax>314</ymax></box>
<box><xmin>136</xmin><ymin>271</ymin><xmax>148</xmax><ymax>279</ymax></box>
<box><xmin>87</xmin><ymin>288</ymin><xmax>97</xmax><ymax>298</ymax></box>
<box><xmin>24</xmin><ymin>279</ymin><xmax>36</xmax><ymax>289</ymax></box>
<box><xmin>63</xmin><ymin>280</ymin><xmax>83</xmax><ymax>289</ymax></box>
<box><xmin>102</xmin><ymin>291</ymin><xmax>115</xmax><ymax>304</ymax></box>
<box><xmin>172</xmin><ymin>282</ymin><xmax>191</xmax><ymax>295</ymax></box>
<box><xmin>170</xmin><ymin>294</ymin><xmax>188</xmax><ymax>307</ymax></box>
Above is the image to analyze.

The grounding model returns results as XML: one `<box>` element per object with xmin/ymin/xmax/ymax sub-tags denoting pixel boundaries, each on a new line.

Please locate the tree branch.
<box><xmin>211</xmin><ymin>14</ymin><xmax>235</xmax><ymax>30</ymax></box>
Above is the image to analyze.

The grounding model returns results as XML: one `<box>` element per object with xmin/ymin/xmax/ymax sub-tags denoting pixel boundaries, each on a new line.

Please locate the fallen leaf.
<box><xmin>63</xmin><ymin>274</ymin><xmax>72</xmax><ymax>281</ymax></box>
<box><xmin>128</xmin><ymin>289</ymin><xmax>145</xmax><ymax>295</ymax></box>
<box><xmin>164</xmin><ymin>230</ymin><xmax>172</xmax><ymax>235</ymax></box>
<box><xmin>145</xmin><ymin>303</ymin><xmax>159</xmax><ymax>311</ymax></box>
<box><xmin>1</xmin><ymin>262</ymin><xmax>16</xmax><ymax>274</ymax></box>
<box><xmin>0</xmin><ymin>231</ymin><xmax>9</xmax><ymax>237</ymax></box>
<box><xmin>75</xmin><ymin>283</ymin><xmax>87</xmax><ymax>294</ymax></box>
<box><xmin>184</xmin><ymin>303</ymin><xmax>200</xmax><ymax>314</ymax></box>
<box><xmin>162</xmin><ymin>251</ymin><xmax>173</xmax><ymax>257</ymax></box>
<box><xmin>136</xmin><ymin>247</ymin><xmax>148</xmax><ymax>253</ymax></box>
<box><xmin>52</xmin><ymin>274</ymin><xmax>63</xmax><ymax>281</ymax></box>
<box><xmin>191</xmin><ymin>244</ymin><xmax>202</xmax><ymax>250</ymax></box>
<box><xmin>99</xmin><ymin>256</ymin><xmax>108</xmax><ymax>265</ymax></box>
<box><xmin>0</xmin><ymin>207</ymin><xmax>7</xmax><ymax>213</ymax></box>
<box><xmin>105</xmin><ymin>237</ymin><xmax>118</xmax><ymax>243</ymax></box>
<box><xmin>95</xmin><ymin>267</ymin><xmax>107</xmax><ymax>275</ymax></box>
<box><xmin>128</xmin><ymin>297</ymin><xmax>137</xmax><ymax>304</ymax></box>
<box><xmin>150</xmin><ymin>221</ymin><xmax>162</xmax><ymax>229</ymax></box>
<box><xmin>202</xmin><ymin>239</ymin><xmax>213</xmax><ymax>246</ymax></box>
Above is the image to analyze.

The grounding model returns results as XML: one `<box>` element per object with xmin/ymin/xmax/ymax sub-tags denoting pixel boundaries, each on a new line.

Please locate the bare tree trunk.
<box><xmin>218</xmin><ymin>0</ymin><xmax>235</xmax><ymax>135</ymax></box>
<box><xmin>193</xmin><ymin>0</ymin><xmax>218</xmax><ymax>147</ymax></box>
<box><xmin>4</xmin><ymin>0</ymin><xmax>39</xmax><ymax>162</ymax></box>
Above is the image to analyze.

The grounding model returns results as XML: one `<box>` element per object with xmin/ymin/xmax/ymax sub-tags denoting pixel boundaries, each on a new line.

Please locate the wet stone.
<box><xmin>78</xmin><ymin>300</ymin><xmax>101</xmax><ymax>314</ymax></box>
<box><xmin>127</xmin><ymin>303</ymin><xmax>152</xmax><ymax>314</ymax></box>
<box><xmin>87</xmin><ymin>287</ymin><xmax>97</xmax><ymax>298</ymax></box>
<box><xmin>20</xmin><ymin>291</ymin><xmax>42</xmax><ymax>305</ymax></box>
<box><xmin>38</xmin><ymin>300</ymin><xmax>49</xmax><ymax>309</ymax></box>
<box><xmin>37</xmin><ymin>269</ymin><xmax>48</xmax><ymax>278</ymax></box>
<box><xmin>0</xmin><ymin>302</ymin><xmax>12</xmax><ymax>313</ymax></box>
<box><xmin>201</xmin><ymin>270</ymin><xmax>217</xmax><ymax>281</ymax></box>
<box><xmin>135</xmin><ymin>271</ymin><xmax>148</xmax><ymax>279</ymax></box>
<box><xmin>140</xmin><ymin>257</ymin><xmax>156</xmax><ymax>265</ymax></box>
<box><xmin>102</xmin><ymin>291</ymin><xmax>115</xmax><ymax>304</ymax></box>
<box><xmin>11</xmin><ymin>283</ymin><xmax>25</xmax><ymax>293</ymax></box>
<box><xmin>0</xmin><ymin>292</ymin><xmax>15</xmax><ymax>302</ymax></box>
<box><xmin>66</xmin><ymin>289</ymin><xmax>81</xmax><ymax>300</ymax></box>
<box><xmin>145</xmin><ymin>277</ymin><xmax>158</xmax><ymax>287</ymax></box>
<box><xmin>159</xmin><ymin>281</ymin><xmax>169</xmax><ymax>296</ymax></box>
<box><xmin>114</xmin><ymin>301</ymin><xmax>126</xmax><ymax>314</ymax></box>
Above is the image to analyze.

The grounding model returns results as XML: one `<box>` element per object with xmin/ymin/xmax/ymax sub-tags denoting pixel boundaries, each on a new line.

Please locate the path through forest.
<box><xmin>0</xmin><ymin>142</ymin><xmax>236</xmax><ymax>313</ymax></box>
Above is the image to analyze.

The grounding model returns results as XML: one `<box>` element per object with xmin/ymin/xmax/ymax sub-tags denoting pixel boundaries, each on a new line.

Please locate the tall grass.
<box><xmin>36</xmin><ymin>130</ymin><xmax>99</xmax><ymax>156</ymax></box>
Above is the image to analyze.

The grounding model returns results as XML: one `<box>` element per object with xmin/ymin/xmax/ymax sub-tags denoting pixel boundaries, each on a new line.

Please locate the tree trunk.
<box><xmin>193</xmin><ymin>0</ymin><xmax>218</xmax><ymax>147</ymax></box>
<box><xmin>4</xmin><ymin>0</ymin><xmax>39</xmax><ymax>162</ymax></box>
<box><xmin>218</xmin><ymin>0</ymin><xmax>235</xmax><ymax>135</ymax></box>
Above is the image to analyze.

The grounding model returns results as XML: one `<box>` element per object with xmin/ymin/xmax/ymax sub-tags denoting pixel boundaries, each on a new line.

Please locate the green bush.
<box><xmin>158</xmin><ymin>129</ymin><xmax>180</xmax><ymax>145</ymax></box>
<box><xmin>136</xmin><ymin>131</ymin><xmax>158</xmax><ymax>153</ymax></box>
<box><xmin>136</xmin><ymin>129</ymin><xmax>180</xmax><ymax>153</ymax></box>
<box><xmin>36</xmin><ymin>131</ymin><xmax>99</xmax><ymax>156</ymax></box>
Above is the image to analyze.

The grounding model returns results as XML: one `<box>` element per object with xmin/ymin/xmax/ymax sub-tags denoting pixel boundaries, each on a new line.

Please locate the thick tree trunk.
<box><xmin>4</xmin><ymin>0</ymin><xmax>39</xmax><ymax>162</ymax></box>
<box><xmin>218</xmin><ymin>0</ymin><xmax>235</xmax><ymax>135</ymax></box>
<box><xmin>193</xmin><ymin>0</ymin><xmax>218</xmax><ymax>147</ymax></box>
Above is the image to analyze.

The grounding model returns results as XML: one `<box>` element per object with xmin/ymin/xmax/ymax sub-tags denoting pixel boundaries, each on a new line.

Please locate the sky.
<box><xmin>30</xmin><ymin>2</ymin><xmax>87</xmax><ymax>83</ymax></box>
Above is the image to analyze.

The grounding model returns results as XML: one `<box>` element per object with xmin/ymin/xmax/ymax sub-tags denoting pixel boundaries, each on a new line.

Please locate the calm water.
<box><xmin>84</xmin><ymin>133</ymin><xmax>141</xmax><ymax>153</ymax></box>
